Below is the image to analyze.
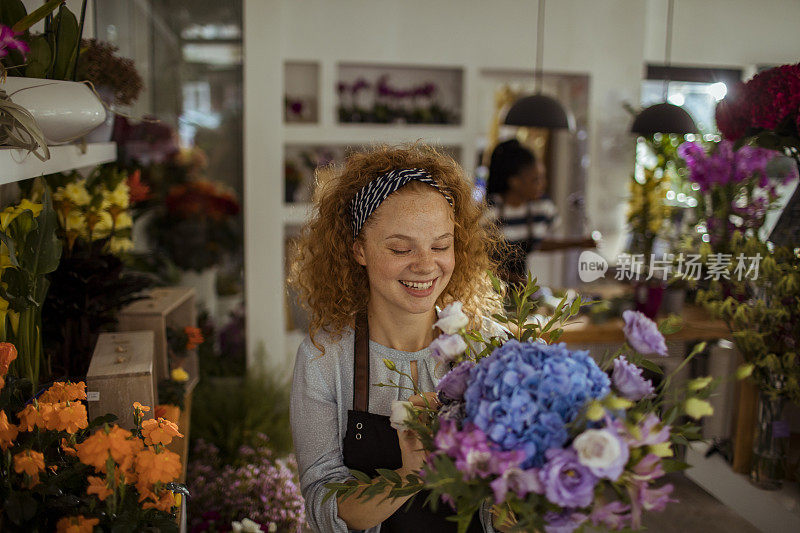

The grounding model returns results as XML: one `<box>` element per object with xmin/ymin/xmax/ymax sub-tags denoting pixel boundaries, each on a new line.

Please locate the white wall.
<box><xmin>246</xmin><ymin>0</ymin><xmax>800</xmax><ymax>372</ymax></box>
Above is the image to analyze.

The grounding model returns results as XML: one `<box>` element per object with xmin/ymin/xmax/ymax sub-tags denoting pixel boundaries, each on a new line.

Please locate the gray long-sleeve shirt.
<box><xmin>290</xmin><ymin>326</ymin><xmax>499</xmax><ymax>533</ymax></box>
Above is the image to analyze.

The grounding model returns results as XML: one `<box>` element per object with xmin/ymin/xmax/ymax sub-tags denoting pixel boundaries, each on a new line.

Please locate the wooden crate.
<box><xmin>117</xmin><ymin>287</ymin><xmax>199</xmax><ymax>391</ymax></box>
<box><xmin>86</xmin><ymin>331</ymin><xmax>157</xmax><ymax>431</ymax></box>
<box><xmin>165</xmin><ymin>389</ymin><xmax>193</xmax><ymax>485</ymax></box>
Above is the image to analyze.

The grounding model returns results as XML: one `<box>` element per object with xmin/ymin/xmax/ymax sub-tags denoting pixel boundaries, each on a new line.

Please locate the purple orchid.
<box><xmin>631</xmin><ymin>482</ymin><xmax>676</xmax><ymax>529</ymax></box>
<box><xmin>622</xmin><ymin>310</ymin><xmax>668</xmax><ymax>356</ymax></box>
<box><xmin>631</xmin><ymin>453</ymin><xmax>666</xmax><ymax>482</ymax></box>
<box><xmin>590</xmin><ymin>501</ymin><xmax>631</xmax><ymax>531</ymax></box>
<box><xmin>539</xmin><ymin>448</ymin><xmax>598</xmax><ymax>508</ymax></box>
<box><xmin>0</xmin><ymin>25</ymin><xmax>29</xmax><ymax>58</ymax></box>
<box><xmin>612</xmin><ymin>356</ymin><xmax>655</xmax><ymax>400</ymax></box>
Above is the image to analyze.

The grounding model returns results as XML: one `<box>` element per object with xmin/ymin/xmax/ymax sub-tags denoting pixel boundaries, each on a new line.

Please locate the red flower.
<box><xmin>715</xmin><ymin>83</ymin><xmax>751</xmax><ymax>141</ymax></box>
<box><xmin>745</xmin><ymin>63</ymin><xmax>800</xmax><ymax>130</ymax></box>
<box><xmin>127</xmin><ymin>170</ymin><xmax>151</xmax><ymax>203</ymax></box>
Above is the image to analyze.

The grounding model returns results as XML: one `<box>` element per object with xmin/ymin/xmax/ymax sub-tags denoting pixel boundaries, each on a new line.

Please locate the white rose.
<box><xmin>231</xmin><ymin>518</ymin><xmax>263</xmax><ymax>533</ymax></box>
<box><xmin>573</xmin><ymin>429</ymin><xmax>622</xmax><ymax>470</ymax></box>
<box><xmin>389</xmin><ymin>400</ymin><xmax>414</xmax><ymax>431</ymax></box>
<box><xmin>434</xmin><ymin>302</ymin><xmax>469</xmax><ymax>334</ymax></box>
<box><xmin>267</xmin><ymin>523</ymin><xmax>278</xmax><ymax>533</ymax></box>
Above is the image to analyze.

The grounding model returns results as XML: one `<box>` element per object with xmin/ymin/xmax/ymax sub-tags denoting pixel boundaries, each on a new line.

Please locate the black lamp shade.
<box><xmin>630</xmin><ymin>102</ymin><xmax>697</xmax><ymax>135</ymax></box>
<box><xmin>503</xmin><ymin>93</ymin><xmax>572</xmax><ymax>130</ymax></box>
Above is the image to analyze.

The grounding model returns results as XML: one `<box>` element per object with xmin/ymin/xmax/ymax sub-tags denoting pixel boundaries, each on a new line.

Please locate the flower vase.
<box><xmin>84</xmin><ymin>86</ymin><xmax>115</xmax><ymax>143</ymax></box>
<box><xmin>179</xmin><ymin>266</ymin><xmax>218</xmax><ymax>319</ymax></box>
<box><xmin>750</xmin><ymin>390</ymin><xmax>788</xmax><ymax>490</ymax></box>
<box><xmin>634</xmin><ymin>281</ymin><xmax>665</xmax><ymax>319</ymax></box>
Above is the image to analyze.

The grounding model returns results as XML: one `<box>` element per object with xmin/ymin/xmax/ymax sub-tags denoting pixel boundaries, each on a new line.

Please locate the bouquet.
<box><xmin>327</xmin><ymin>277</ymin><xmax>721</xmax><ymax>532</ymax></box>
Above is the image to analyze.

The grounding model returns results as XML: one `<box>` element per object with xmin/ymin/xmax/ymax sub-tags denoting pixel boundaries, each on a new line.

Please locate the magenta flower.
<box><xmin>622</xmin><ymin>310</ymin><xmax>668</xmax><ymax>356</ymax></box>
<box><xmin>612</xmin><ymin>356</ymin><xmax>655</xmax><ymax>400</ymax></box>
<box><xmin>0</xmin><ymin>25</ymin><xmax>29</xmax><ymax>58</ymax></box>
<box><xmin>539</xmin><ymin>448</ymin><xmax>598</xmax><ymax>508</ymax></box>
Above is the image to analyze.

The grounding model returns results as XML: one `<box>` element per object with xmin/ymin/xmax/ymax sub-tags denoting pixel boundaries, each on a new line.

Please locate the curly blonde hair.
<box><xmin>288</xmin><ymin>143</ymin><xmax>502</xmax><ymax>349</ymax></box>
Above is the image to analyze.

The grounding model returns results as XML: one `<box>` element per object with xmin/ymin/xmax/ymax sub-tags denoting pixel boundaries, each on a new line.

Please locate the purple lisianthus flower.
<box><xmin>622</xmin><ymin>310</ymin><xmax>668</xmax><ymax>356</ymax></box>
<box><xmin>429</xmin><ymin>333</ymin><xmax>467</xmax><ymax>364</ymax></box>
<box><xmin>489</xmin><ymin>466</ymin><xmax>543</xmax><ymax>503</ymax></box>
<box><xmin>539</xmin><ymin>448</ymin><xmax>598</xmax><ymax>508</ymax></box>
<box><xmin>627</xmin><ymin>413</ymin><xmax>671</xmax><ymax>447</ymax></box>
<box><xmin>434</xmin><ymin>419</ymin><xmax>459</xmax><ymax>454</ymax></box>
<box><xmin>590</xmin><ymin>501</ymin><xmax>631</xmax><ymax>531</ymax></box>
<box><xmin>631</xmin><ymin>482</ymin><xmax>676</xmax><ymax>529</ymax></box>
<box><xmin>612</xmin><ymin>356</ymin><xmax>655</xmax><ymax>400</ymax></box>
<box><xmin>437</xmin><ymin>361</ymin><xmax>474</xmax><ymax>401</ymax></box>
<box><xmin>543</xmin><ymin>509</ymin><xmax>589</xmax><ymax>533</ymax></box>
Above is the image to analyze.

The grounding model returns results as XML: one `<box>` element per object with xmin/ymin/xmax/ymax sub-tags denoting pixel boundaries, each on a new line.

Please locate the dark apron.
<box><xmin>341</xmin><ymin>313</ymin><xmax>483</xmax><ymax>532</ymax></box>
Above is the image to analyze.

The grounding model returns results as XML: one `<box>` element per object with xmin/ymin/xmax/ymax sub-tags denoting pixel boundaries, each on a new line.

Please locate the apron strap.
<box><xmin>353</xmin><ymin>311</ymin><xmax>370</xmax><ymax>412</ymax></box>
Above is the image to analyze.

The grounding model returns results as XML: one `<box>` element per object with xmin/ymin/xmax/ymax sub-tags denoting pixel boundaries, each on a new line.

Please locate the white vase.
<box><xmin>84</xmin><ymin>86</ymin><xmax>115</xmax><ymax>143</ymax></box>
<box><xmin>178</xmin><ymin>266</ymin><xmax>218</xmax><ymax>319</ymax></box>
<box><xmin>1</xmin><ymin>77</ymin><xmax>105</xmax><ymax>145</ymax></box>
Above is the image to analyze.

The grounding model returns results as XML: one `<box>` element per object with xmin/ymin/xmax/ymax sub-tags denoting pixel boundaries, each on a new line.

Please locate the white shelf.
<box><xmin>686</xmin><ymin>442</ymin><xmax>800</xmax><ymax>533</ymax></box>
<box><xmin>0</xmin><ymin>142</ymin><xmax>117</xmax><ymax>186</ymax></box>
<box><xmin>284</xmin><ymin>124</ymin><xmax>466</xmax><ymax>146</ymax></box>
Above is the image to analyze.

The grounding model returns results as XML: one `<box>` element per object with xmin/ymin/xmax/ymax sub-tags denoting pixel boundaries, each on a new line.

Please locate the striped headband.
<box><xmin>349</xmin><ymin>168</ymin><xmax>454</xmax><ymax>238</ymax></box>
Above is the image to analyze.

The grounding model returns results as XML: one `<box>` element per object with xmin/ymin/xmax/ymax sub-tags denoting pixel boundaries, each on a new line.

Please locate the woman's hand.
<box><xmin>396</xmin><ymin>428</ymin><xmax>426</xmax><ymax>476</ymax></box>
<box><xmin>408</xmin><ymin>391</ymin><xmax>441</xmax><ymax>411</ymax></box>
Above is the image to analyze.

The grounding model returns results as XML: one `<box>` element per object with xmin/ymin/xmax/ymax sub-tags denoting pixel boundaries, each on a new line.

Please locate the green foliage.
<box><xmin>190</xmin><ymin>373</ymin><xmax>293</xmax><ymax>462</ymax></box>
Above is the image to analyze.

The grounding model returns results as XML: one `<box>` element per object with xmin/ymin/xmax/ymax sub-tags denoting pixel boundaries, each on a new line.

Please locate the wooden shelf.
<box><xmin>686</xmin><ymin>442</ymin><xmax>800</xmax><ymax>533</ymax></box>
<box><xmin>0</xmin><ymin>142</ymin><xmax>117</xmax><ymax>186</ymax></box>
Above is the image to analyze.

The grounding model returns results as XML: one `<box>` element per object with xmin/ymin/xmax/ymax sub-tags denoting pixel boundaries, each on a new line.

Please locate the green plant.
<box><xmin>0</xmin><ymin>0</ymin><xmax>85</xmax><ymax>80</ymax></box>
<box><xmin>190</xmin><ymin>373</ymin><xmax>293</xmax><ymax>462</ymax></box>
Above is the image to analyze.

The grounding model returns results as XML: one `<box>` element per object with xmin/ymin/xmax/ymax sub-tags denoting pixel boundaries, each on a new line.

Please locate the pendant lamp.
<box><xmin>630</xmin><ymin>0</ymin><xmax>697</xmax><ymax>135</ymax></box>
<box><xmin>503</xmin><ymin>0</ymin><xmax>572</xmax><ymax>130</ymax></box>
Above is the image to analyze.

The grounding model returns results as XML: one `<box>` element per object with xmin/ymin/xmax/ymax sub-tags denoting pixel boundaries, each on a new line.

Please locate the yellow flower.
<box><xmin>62</xmin><ymin>182</ymin><xmax>92</xmax><ymax>207</ymax></box>
<box><xmin>64</xmin><ymin>210</ymin><xmax>87</xmax><ymax>232</ymax></box>
<box><xmin>684</xmin><ymin>397</ymin><xmax>714</xmax><ymax>420</ymax></box>
<box><xmin>86</xmin><ymin>475</ymin><xmax>113</xmax><ymax>501</ymax></box>
<box><xmin>56</xmin><ymin>515</ymin><xmax>100</xmax><ymax>533</ymax></box>
<box><xmin>0</xmin><ymin>410</ymin><xmax>19</xmax><ymax>450</ymax></box>
<box><xmin>171</xmin><ymin>367</ymin><xmax>189</xmax><ymax>383</ymax></box>
<box><xmin>687</xmin><ymin>376</ymin><xmax>714</xmax><ymax>391</ymax></box>
<box><xmin>107</xmin><ymin>236</ymin><xmax>134</xmax><ymax>255</ymax></box>
<box><xmin>585</xmin><ymin>401</ymin><xmax>605</xmax><ymax>421</ymax></box>
<box><xmin>90</xmin><ymin>210</ymin><xmax>114</xmax><ymax>238</ymax></box>
<box><xmin>114</xmin><ymin>211</ymin><xmax>133</xmax><ymax>229</ymax></box>
<box><xmin>141</xmin><ymin>417</ymin><xmax>183</xmax><ymax>447</ymax></box>
<box><xmin>605</xmin><ymin>395</ymin><xmax>634</xmax><ymax>411</ymax></box>
<box><xmin>736</xmin><ymin>364</ymin><xmax>755</xmax><ymax>380</ymax></box>
<box><xmin>107</xmin><ymin>182</ymin><xmax>130</xmax><ymax>209</ymax></box>
<box><xmin>650</xmin><ymin>442</ymin><xmax>673</xmax><ymax>457</ymax></box>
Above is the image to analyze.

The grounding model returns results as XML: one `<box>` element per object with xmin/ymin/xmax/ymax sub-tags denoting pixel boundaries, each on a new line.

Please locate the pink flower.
<box><xmin>0</xmin><ymin>25</ymin><xmax>29</xmax><ymax>58</ymax></box>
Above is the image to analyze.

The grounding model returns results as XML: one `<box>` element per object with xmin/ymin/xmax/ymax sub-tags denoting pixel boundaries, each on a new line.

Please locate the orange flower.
<box><xmin>141</xmin><ymin>417</ymin><xmax>183</xmax><ymax>446</ymax></box>
<box><xmin>76</xmin><ymin>425</ymin><xmax>140</xmax><ymax>473</ymax></box>
<box><xmin>184</xmin><ymin>326</ymin><xmax>204</xmax><ymax>350</ymax></box>
<box><xmin>61</xmin><ymin>437</ymin><xmax>78</xmax><ymax>457</ymax></box>
<box><xmin>133</xmin><ymin>402</ymin><xmax>151</xmax><ymax>413</ymax></box>
<box><xmin>134</xmin><ymin>448</ymin><xmax>182</xmax><ymax>485</ymax></box>
<box><xmin>87</xmin><ymin>475</ymin><xmax>113</xmax><ymax>501</ymax></box>
<box><xmin>127</xmin><ymin>169</ymin><xmax>151</xmax><ymax>203</ymax></box>
<box><xmin>0</xmin><ymin>342</ymin><xmax>17</xmax><ymax>376</ymax></box>
<box><xmin>53</xmin><ymin>402</ymin><xmax>89</xmax><ymax>434</ymax></box>
<box><xmin>56</xmin><ymin>515</ymin><xmax>100</xmax><ymax>533</ymax></box>
<box><xmin>17</xmin><ymin>402</ymin><xmax>52</xmax><ymax>432</ymax></box>
<box><xmin>142</xmin><ymin>489</ymin><xmax>177</xmax><ymax>512</ymax></box>
<box><xmin>40</xmin><ymin>381</ymin><xmax>87</xmax><ymax>403</ymax></box>
<box><xmin>0</xmin><ymin>375</ymin><xmax>5</xmax><ymax>391</ymax></box>
<box><xmin>0</xmin><ymin>410</ymin><xmax>18</xmax><ymax>450</ymax></box>
<box><xmin>14</xmin><ymin>449</ymin><xmax>45</xmax><ymax>487</ymax></box>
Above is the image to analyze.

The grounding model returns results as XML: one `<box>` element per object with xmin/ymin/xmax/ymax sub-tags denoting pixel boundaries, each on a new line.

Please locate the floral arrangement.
<box><xmin>148</xmin><ymin>179</ymin><xmax>241</xmax><ymax>272</ymax></box>
<box><xmin>76</xmin><ymin>38</ymin><xmax>144</xmax><ymax>107</ymax></box>
<box><xmin>626</xmin><ymin>167</ymin><xmax>672</xmax><ymax>261</ymax></box>
<box><xmin>327</xmin><ymin>278</ymin><xmax>720</xmax><ymax>532</ymax></box>
<box><xmin>0</xmin><ymin>342</ymin><xmax>186</xmax><ymax>531</ymax></box>
<box><xmin>157</xmin><ymin>366</ymin><xmax>191</xmax><ymax>414</ymax></box>
<box><xmin>677</xmin><ymin>140</ymin><xmax>792</xmax><ymax>254</ymax></box>
<box><xmin>337</xmin><ymin>75</ymin><xmax>457</xmax><ymax>124</ymax></box>
<box><xmin>0</xmin><ymin>194</ymin><xmax>61</xmax><ymax>390</ymax></box>
<box><xmin>187</xmin><ymin>434</ymin><xmax>307</xmax><ymax>533</ymax></box>
<box><xmin>715</xmin><ymin>63</ymin><xmax>800</xmax><ymax>156</ymax></box>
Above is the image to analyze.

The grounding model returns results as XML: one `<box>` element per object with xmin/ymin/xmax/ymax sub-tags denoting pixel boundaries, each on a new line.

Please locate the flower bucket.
<box><xmin>1</xmin><ymin>77</ymin><xmax>105</xmax><ymax>145</ymax></box>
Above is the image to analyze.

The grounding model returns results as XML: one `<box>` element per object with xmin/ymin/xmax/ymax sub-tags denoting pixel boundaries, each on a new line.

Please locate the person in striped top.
<box><xmin>486</xmin><ymin>139</ymin><xmax>595</xmax><ymax>284</ymax></box>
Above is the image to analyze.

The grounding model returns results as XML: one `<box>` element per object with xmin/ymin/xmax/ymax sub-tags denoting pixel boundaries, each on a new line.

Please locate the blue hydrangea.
<box><xmin>464</xmin><ymin>341</ymin><xmax>610</xmax><ymax>468</ymax></box>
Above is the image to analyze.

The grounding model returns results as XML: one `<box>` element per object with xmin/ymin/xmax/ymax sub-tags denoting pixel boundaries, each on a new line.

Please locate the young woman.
<box><xmin>486</xmin><ymin>139</ymin><xmax>595</xmax><ymax>284</ymax></box>
<box><xmin>289</xmin><ymin>144</ymin><xmax>503</xmax><ymax>532</ymax></box>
